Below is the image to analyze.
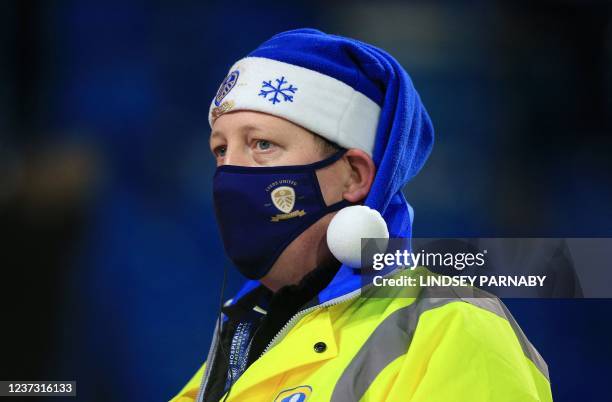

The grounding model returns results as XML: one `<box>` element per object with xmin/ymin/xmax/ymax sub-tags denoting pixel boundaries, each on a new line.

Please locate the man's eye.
<box><xmin>214</xmin><ymin>146</ymin><xmax>227</xmax><ymax>157</ymax></box>
<box><xmin>256</xmin><ymin>140</ymin><xmax>273</xmax><ymax>151</ymax></box>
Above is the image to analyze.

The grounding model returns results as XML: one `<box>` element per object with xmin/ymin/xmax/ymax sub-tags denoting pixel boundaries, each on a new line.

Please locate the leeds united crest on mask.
<box><xmin>266</xmin><ymin>182</ymin><xmax>306</xmax><ymax>222</ymax></box>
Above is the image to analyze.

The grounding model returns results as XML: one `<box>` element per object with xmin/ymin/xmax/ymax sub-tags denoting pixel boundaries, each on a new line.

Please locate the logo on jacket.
<box><xmin>274</xmin><ymin>385</ymin><xmax>312</xmax><ymax>402</ymax></box>
<box><xmin>266</xmin><ymin>181</ymin><xmax>306</xmax><ymax>222</ymax></box>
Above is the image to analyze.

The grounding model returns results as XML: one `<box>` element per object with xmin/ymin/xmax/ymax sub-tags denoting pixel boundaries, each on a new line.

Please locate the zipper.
<box><xmin>259</xmin><ymin>288</ymin><xmax>361</xmax><ymax>357</ymax></box>
<box><xmin>196</xmin><ymin>316</ymin><xmax>223</xmax><ymax>402</ymax></box>
<box><xmin>196</xmin><ymin>288</ymin><xmax>362</xmax><ymax>401</ymax></box>
<box><xmin>257</xmin><ymin>267</ymin><xmax>413</xmax><ymax>365</ymax></box>
<box><xmin>259</xmin><ymin>268</ymin><xmax>410</xmax><ymax>357</ymax></box>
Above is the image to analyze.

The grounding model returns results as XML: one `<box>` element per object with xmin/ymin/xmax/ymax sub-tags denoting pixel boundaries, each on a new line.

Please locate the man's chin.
<box><xmin>258</xmin><ymin>215</ymin><xmax>334</xmax><ymax>291</ymax></box>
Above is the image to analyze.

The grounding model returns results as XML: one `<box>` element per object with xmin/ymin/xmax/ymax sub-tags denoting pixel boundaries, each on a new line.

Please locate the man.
<box><xmin>171</xmin><ymin>29</ymin><xmax>552</xmax><ymax>402</ymax></box>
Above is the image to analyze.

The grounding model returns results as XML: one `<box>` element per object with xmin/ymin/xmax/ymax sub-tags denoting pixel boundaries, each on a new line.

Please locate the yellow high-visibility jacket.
<box><xmin>171</xmin><ymin>269</ymin><xmax>552</xmax><ymax>402</ymax></box>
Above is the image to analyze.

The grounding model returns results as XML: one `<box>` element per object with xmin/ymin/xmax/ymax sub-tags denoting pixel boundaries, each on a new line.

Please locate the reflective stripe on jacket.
<box><xmin>171</xmin><ymin>271</ymin><xmax>552</xmax><ymax>402</ymax></box>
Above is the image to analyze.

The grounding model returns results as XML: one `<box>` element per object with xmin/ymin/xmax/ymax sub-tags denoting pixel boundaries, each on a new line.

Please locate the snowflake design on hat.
<box><xmin>259</xmin><ymin>76</ymin><xmax>297</xmax><ymax>104</ymax></box>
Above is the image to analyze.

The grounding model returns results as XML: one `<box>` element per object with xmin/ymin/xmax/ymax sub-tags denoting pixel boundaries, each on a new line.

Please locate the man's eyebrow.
<box><xmin>208</xmin><ymin>124</ymin><xmax>265</xmax><ymax>146</ymax></box>
<box><xmin>209</xmin><ymin>124</ymin><xmax>267</xmax><ymax>142</ymax></box>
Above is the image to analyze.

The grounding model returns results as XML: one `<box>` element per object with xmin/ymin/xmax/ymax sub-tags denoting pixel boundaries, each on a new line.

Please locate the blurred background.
<box><xmin>1</xmin><ymin>0</ymin><xmax>611</xmax><ymax>401</ymax></box>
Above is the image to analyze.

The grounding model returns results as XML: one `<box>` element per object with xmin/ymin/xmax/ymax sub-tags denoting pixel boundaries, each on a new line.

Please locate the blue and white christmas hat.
<box><xmin>209</xmin><ymin>35</ymin><xmax>381</xmax><ymax>155</ymax></box>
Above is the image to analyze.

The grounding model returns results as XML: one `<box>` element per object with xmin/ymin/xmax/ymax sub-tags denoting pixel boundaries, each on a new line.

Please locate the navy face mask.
<box><xmin>213</xmin><ymin>149</ymin><xmax>351</xmax><ymax>280</ymax></box>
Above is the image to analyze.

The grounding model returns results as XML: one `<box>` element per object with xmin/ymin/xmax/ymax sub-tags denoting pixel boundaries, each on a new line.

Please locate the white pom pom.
<box><xmin>327</xmin><ymin>205</ymin><xmax>389</xmax><ymax>268</ymax></box>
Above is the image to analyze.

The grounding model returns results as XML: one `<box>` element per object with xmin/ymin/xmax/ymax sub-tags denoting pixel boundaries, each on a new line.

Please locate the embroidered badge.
<box><xmin>265</xmin><ymin>180</ymin><xmax>306</xmax><ymax>222</ymax></box>
<box><xmin>271</xmin><ymin>186</ymin><xmax>295</xmax><ymax>213</ymax></box>
<box><xmin>214</xmin><ymin>70</ymin><xmax>240</xmax><ymax>107</ymax></box>
<box><xmin>259</xmin><ymin>76</ymin><xmax>297</xmax><ymax>104</ymax></box>
<box><xmin>211</xmin><ymin>99</ymin><xmax>235</xmax><ymax>120</ymax></box>
<box><xmin>274</xmin><ymin>385</ymin><xmax>312</xmax><ymax>402</ymax></box>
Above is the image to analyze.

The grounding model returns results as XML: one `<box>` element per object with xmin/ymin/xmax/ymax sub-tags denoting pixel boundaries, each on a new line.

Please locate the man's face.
<box><xmin>209</xmin><ymin>110</ymin><xmax>374</xmax><ymax>290</ymax></box>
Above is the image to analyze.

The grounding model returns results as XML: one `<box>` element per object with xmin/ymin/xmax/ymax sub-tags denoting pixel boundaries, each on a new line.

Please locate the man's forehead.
<box><xmin>210</xmin><ymin>111</ymin><xmax>310</xmax><ymax>139</ymax></box>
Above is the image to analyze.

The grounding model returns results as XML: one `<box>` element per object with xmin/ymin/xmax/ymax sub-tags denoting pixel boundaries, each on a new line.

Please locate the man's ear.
<box><xmin>342</xmin><ymin>148</ymin><xmax>376</xmax><ymax>203</ymax></box>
